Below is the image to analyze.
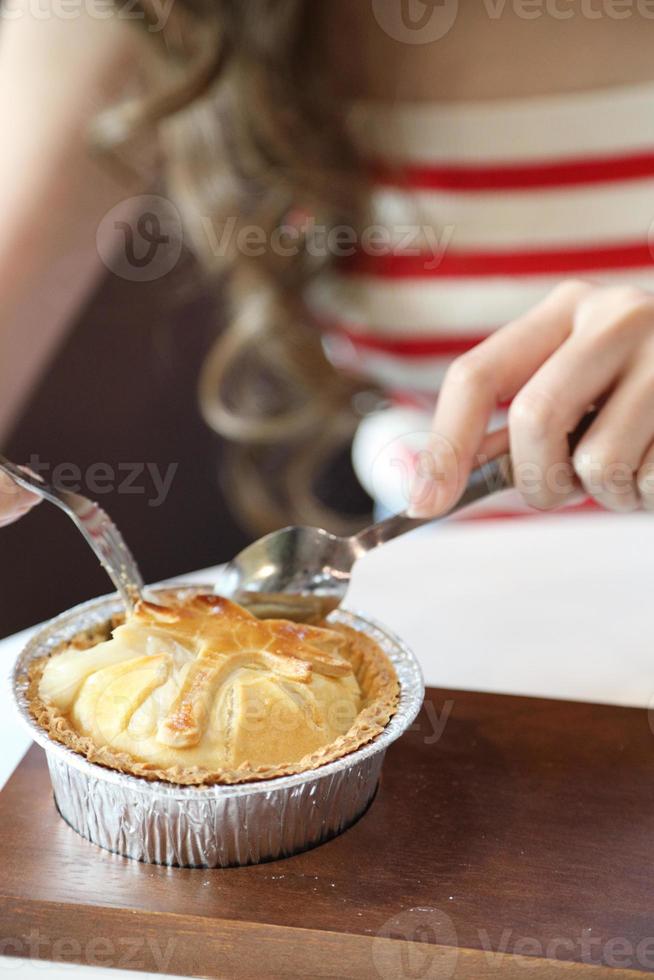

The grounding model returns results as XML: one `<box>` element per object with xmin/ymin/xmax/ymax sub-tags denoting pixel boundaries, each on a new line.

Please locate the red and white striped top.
<box><xmin>306</xmin><ymin>83</ymin><xmax>654</xmax><ymax>514</ymax></box>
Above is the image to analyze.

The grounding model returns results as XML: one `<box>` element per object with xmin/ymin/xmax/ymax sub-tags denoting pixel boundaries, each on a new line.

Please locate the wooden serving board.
<box><xmin>2</xmin><ymin>687</ymin><xmax>654</xmax><ymax>979</ymax></box>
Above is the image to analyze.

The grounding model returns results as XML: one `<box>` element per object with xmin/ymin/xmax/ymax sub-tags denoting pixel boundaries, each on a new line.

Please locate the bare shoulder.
<box><xmin>0</xmin><ymin>0</ymin><xmax>153</xmax><ymax>98</ymax></box>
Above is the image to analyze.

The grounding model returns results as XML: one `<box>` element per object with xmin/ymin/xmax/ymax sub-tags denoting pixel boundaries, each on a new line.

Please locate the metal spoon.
<box><xmin>0</xmin><ymin>455</ymin><xmax>144</xmax><ymax>611</ymax></box>
<box><xmin>218</xmin><ymin>454</ymin><xmax>513</xmax><ymax>620</ymax></box>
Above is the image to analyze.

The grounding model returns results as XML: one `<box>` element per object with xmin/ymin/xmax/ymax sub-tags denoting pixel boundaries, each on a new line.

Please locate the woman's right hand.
<box><xmin>0</xmin><ymin>471</ymin><xmax>40</xmax><ymax>528</ymax></box>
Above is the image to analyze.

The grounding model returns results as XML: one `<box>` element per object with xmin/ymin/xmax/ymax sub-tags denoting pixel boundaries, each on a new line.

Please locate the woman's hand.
<box><xmin>409</xmin><ymin>279</ymin><xmax>654</xmax><ymax>516</ymax></box>
<box><xmin>0</xmin><ymin>471</ymin><xmax>40</xmax><ymax>528</ymax></box>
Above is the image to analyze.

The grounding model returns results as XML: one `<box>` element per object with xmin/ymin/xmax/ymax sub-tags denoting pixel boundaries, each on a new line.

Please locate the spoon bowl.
<box><xmin>217</xmin><ymin>455</ymin><xmax>513</xmax><ymax>617</ymax></box>
<box><xmin>217</xmin><ymin>524</ymin><xmax>360</xmax><ymax>605</ymax></box>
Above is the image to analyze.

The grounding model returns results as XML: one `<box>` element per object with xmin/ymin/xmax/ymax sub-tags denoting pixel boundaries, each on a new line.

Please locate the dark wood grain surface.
<box><xmin>2</xmin><ymin>687</ymin><xmax>654</xmax><ymax>978</ymax></box>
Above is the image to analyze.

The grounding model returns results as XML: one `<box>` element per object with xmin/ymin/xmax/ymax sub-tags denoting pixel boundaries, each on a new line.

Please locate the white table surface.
<box><xmin>3</xmin><ymin>510</ymin><xmax>654</xmax><ymax>976</ymax></box>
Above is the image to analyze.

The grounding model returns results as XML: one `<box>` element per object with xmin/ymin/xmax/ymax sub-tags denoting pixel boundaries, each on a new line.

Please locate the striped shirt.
<box><xmin>306</xmin><ymin>82</ymin><xmax>654</xmax><ymax>515</ymax></box>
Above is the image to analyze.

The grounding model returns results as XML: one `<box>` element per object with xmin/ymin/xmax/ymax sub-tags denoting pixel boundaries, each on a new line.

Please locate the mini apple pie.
<box><xmin>28</xmin><ymin>594</ymin><xmax>399</xmax><ymax>785</ymax></box>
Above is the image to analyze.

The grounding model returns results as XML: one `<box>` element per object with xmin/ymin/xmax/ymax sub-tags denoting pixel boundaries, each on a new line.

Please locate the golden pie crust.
<box><xmin>27</xmin><ymin>594</ymin><xmax>399</xmax><ymax>786</ymax></box>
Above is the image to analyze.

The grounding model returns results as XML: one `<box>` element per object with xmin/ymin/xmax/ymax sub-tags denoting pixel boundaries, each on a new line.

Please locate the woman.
<box><xmin>2</xmin><ymin>0</ymin><xmax>654</xmax><ymax>527</ymax></box>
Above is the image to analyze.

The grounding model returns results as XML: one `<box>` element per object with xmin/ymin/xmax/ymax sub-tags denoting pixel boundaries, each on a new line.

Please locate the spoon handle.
<box><xmin>0</xmin><ymin>455</ymin><xmax>144</xmax><ymax>611</ymax></box>
<box><xmin>352</xmin><ymin>454</ymin><xmax>513</xmax><ymax>554</ymax></box>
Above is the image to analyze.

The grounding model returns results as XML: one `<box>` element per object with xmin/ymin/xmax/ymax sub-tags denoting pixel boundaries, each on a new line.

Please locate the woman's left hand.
<box><xmin>409</xmin><ymin>279</ymin><xmax>654</xmax><ymax>517</ymax></box>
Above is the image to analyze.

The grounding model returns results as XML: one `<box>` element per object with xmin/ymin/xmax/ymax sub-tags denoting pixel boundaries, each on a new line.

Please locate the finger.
<box><xmin>408</xmin><ymin>280</ymin><xmax>592</xmax><ymax>516</ymax></box>
<box><xmin>509</xmin><ymin>289</ymin><xmax>653</xmax><ymax>509</ymax></box>
<box><xmin>572</xmin><ymin>358</ymin><xmax>654</xmax><ymax>511</ymax></box>
<box><xmin>637</xmin><ymin>441</ymin><xmax>654</xmax><ymax>510</ymax></box>
<box><xmin>0</xmin><ymin>470</ymin><xmax>41</xmax><ymax>524</ymax></box>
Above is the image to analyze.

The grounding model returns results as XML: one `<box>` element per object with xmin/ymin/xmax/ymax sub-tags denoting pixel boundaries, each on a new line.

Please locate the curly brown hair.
<box><xmin>95</xmin><ymin>0</ymin><xmax>377</xmax><ymax>534</ymax></box>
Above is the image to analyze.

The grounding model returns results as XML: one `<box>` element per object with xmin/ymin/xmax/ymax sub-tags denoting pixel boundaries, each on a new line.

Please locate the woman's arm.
<box><xmin>0</xmin><ymin>0</ymin><xmax>145</xmax><ymax>442</ymax></box>
<box><xmin>0</xmin><ymin>0</ymin><xmax>146</xmax><ymax>522</ymax></box>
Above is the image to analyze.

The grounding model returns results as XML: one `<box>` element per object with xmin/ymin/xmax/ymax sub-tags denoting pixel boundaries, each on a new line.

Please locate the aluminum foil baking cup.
<box><xmin>10</xmin><ymin>588</ymin><xmax>424</xmax><ymax>868</ymax></box>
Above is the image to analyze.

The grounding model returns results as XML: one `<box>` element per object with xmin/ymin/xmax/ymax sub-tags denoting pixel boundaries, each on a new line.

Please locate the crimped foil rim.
<box><xmin>10</xmin><ymin>586</ymin><xmax>424</xmax><ymax>801</ymax></box>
